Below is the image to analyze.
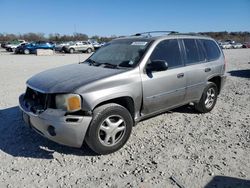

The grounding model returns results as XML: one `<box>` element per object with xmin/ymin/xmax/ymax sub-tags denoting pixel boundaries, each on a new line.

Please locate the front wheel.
<box><xmin>69</xmin><ymin>48</ymin><xmax>74</xmax><ymax>54</ymax></box>
<box><xmin>85</xmin><ymin>103</ymin><xmax>133</xmax><ymax>155</ymax></box>
<box><xmin>195</xmin><ymin>82</ymin><xmax>218</xmax><ymax>113</ymax></box>
<box><xmin>86</xmin><ymin>48</ymin><xmax>92</xmax><ymax>53</ymax></box>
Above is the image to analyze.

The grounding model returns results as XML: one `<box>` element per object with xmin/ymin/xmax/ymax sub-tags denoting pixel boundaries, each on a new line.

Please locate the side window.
<box><xmin>150</xmin><ymin>39</ymin><xmax>182</xmax><ymax>69</ymax></box>
<box><xmin>202</xmin><ymin>39</ymin><xmax>221</xmax><ymax>61</ymax></box>
<box><xmin>196</xmin><ymin>39</ymin><xmax>206</xmax><ymax>62</ymax></box>
<box><xmin>183</xmin><ymin>39</ymin><xmax>200</xmax><ymax>65</ymax></box>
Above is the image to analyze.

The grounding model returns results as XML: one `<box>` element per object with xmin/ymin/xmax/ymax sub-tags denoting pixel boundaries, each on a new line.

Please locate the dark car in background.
<box><xmin>15</xmin><ymin>41</ymin><xmax>55</xmax><ymax>54</ymax></box>
<box><xmin>1</xmin><ymin>42</ymin><xmax>9</xmax><ymax>48</ymax></box>
<box><xmin>55</xmin><ymin>41</ymin><xmax>74</xmax><ymax>52</ymax></box>
<box><xmin>242</xmin><ymin>42</ymin><xmax>250</xmax><ymax>48</ymax></box>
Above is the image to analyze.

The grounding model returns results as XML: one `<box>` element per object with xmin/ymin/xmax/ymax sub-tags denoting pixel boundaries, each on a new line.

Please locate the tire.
<box><xmin>85</xmin><ymin>103</ymin><xmax>133</xmax><ymax>155</ymax></box>
<box><xmin>69</xmin><ymin>48</ymin><xmax>74</xmax><ymax>54</ymax></box>
<box><xmin>195</xmin><ymin>82</ymin><xmax>218</xmax><ymax>113</ymax></box>
<box><xmin>24</xmin><ymin>49</ymin><xmax>30</xmax><ymax>55</ymax></box>
<box><xmin>86</xmin><ymin>48</ymin><xmax>92</xmax><ymax>53</ymax></box>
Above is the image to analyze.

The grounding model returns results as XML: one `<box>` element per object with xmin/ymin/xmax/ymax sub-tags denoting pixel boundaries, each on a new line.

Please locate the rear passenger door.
<box><xmin>181</xmin><ymin>39</ymin><xmax>208</xmax><ymax>102</ymax></box>
<box><xmin>141</xmin><ymin>39</ymin><xmax>187</xmax><ymax>115</ymax></box>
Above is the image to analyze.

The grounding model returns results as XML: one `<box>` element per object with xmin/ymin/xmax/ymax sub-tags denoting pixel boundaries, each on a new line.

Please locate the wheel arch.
<box><xmin>208</xmin><ymin>76</ymin><xmax>222</xmax><ymax>94</ymax></box>
<box><xmin>69</xmin><ymin>47</ymin><xmax>75</xmax><ymax>52</ymax></box>
<box><xmin>93</xmin><ymin>96</ymin><xmax>136</xmax><ymax>121</ymax></box>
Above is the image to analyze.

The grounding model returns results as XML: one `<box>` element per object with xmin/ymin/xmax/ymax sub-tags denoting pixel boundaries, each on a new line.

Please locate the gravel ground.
<box><xmin>0</xmin><ymin>49</ymin><xmax>249</xmax><ymax>188</ymax></box>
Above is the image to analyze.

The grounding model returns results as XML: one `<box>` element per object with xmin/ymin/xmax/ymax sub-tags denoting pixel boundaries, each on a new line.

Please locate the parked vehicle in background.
<box><xmin>225</xmin><ymin>39</ymin><xmax>235</xmax><ymax>44</ymax></box>
<box><xmin>242</xmin><ymin>42</ymin><xmax>250</xmax><ymax>48</ymax></box>
<box><xmin>15</xmin><ymin>41</ymin><xmax>55</xmax><ymax>54</ymax></box>
<box><xmin>100</xmin><ymin>42</ymin><xmax>106</xmax><ymax>46</ymax></box>
<box><xmin>1</xmin><ymin>42</ymin><xmax>9</xmax><ymax>48</ymax></box>
<box><xmin>232</xmin><ymin>43</ymin><xmax>243</xmax><ymax>49</ymax></box>
<box><xmin>63</xmin><ymin>41</ymin><xmax>94</xmax><ymax>53</ymax></box>
<box><xmin>19</xmin><ymin>31</ymin><xmax>226</xmax><ymax>154</ymax></box>
<box><xmin>92</xmin><ymin>42</ymin><xmax>102</xmax><ymax>50</ymax></box>
<box><xmin>220</xmin><ymin>42</ymin><xmax>232</xmax><ymax>49</ymax></box>
<box><xmin>55</xmin><ymin>41</ymin><xmax>74</xmax><ymax>52</ymax></box>
<box><xmin>6</xmin><ymin>41</ymin><xmax>28</xmax><ymax>52</ymax></box>
<box><xmin>5</xmin><ymin>40</ymin><xmax>26</xmax><ymax>52</ymax></box>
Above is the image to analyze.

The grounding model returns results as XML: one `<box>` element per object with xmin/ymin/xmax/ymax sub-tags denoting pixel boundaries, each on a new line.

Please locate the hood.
<box><xmin>27</xmin><ymin>63</ymin><xmax>125</xmax><ymax>93</ymax></box>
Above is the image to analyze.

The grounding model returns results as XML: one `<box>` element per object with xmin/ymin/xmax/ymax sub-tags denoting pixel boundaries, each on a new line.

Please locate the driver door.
<box><xmin>141</xmin><ymin>39</ymin><xmax>187</xmax><ymax>115</ymax></box>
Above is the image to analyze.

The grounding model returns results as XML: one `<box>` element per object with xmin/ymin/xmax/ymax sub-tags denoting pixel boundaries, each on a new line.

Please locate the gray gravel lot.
<box><xmin>0</xmin><ymin>49</ymin><xmax>249</xmax><ymax>188</ymax></box>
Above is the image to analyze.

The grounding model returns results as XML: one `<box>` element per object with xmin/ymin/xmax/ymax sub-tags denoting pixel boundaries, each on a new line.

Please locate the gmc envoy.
<box><xmin>19</xmin><ymin>32</ymin><xmax>226</xmax><ymax>154</ymax></box>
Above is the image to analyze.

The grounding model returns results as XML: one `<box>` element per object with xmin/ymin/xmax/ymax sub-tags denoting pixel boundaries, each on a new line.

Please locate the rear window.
<box><xmin>201</xmin><ymin>39</ymin><xmax>221</xmax><ymax>61</ymax></box>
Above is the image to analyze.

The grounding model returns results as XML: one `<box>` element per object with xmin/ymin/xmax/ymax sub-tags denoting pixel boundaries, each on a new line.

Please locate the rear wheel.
<box><xmin>85</xmin><ymin>103</ymin><xmax>133</xmax><ymax>154</ymax></box>
<box><xmin>24</xmin><ymin>49</ymin><xmax>30</xmax><ymax>55</ymax></box>
<box><xmin>195</xmin><ymin>82</ymin><xmax>218</xmax><ymax>113</ymax></box>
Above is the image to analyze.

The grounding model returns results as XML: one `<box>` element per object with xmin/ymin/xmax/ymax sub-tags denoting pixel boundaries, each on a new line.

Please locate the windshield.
<box><xmin>86</xmin><ymin>39</ymin><xmax>151</xmax><ymax>68</ymax></box>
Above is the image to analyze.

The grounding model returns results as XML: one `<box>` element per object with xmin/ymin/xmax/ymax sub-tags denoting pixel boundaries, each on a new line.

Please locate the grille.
<box><xmin>24</xmin><ymin>87</ymin><xmax>48</xmax><ymax>113</ymax></box>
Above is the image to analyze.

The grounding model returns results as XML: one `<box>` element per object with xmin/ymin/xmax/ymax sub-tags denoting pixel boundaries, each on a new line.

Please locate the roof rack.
<box><xmin>133</xmin><ymin>31</ymin><xmax>178</xmax><ymax>37</ymax></box>
<box><xmin>169</xmin><ymin>32</ymin><xmax>210</xmax><ymax>37</ymax></box>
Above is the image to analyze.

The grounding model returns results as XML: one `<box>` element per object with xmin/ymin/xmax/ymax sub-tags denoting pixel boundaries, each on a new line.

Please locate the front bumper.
<box><xmin>19</xmin><ymin>94</ymin><xmax>92</xmax><ymax>148</ymax></box>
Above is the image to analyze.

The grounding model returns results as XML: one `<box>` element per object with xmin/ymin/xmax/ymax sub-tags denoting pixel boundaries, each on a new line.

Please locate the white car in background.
<box><xmin>5</xmin><ymin>40</ymin><xmax>27</xmax><ymax>52</ymax></box>
<box><xmin>221</xmin><ymin>42</ymin><xmax>232</xmax><ymax>49</ymax></box>
<box><xmin>232</xmin><ymin>43</ymin><xmax>242</xmax><ymax>49</ymax></box>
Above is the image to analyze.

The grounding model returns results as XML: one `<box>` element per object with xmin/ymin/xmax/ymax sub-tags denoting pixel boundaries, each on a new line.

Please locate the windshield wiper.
<box><xmin>84</xmin><ymin>59</ymin><xmax>100</xmax><ymax>66</ymax></box>
<box><xmin>101</xmin><ymin>63</ymin><xmax>119</xmax><ymax>69</ymax></box>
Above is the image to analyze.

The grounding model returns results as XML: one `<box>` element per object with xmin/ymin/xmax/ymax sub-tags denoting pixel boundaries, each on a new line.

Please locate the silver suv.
<box><xmin>19</xmin><ymin>32</ymin><xmax>226</xmax><ymax>154</ymax></box>
<box><xmin>63</xmin><ymin>41</ymin><xmax>94</xmax><ymax>53</ymax></box>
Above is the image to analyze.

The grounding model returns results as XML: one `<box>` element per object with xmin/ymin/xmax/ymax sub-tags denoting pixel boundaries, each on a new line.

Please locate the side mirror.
<box><xmin>146</xmin><ymin>60</ymin><xmax>168</xmax><ymax>72</ymax></box>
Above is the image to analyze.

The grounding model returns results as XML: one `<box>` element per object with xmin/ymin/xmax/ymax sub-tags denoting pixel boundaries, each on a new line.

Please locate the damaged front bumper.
<box><xmin>19</xmin><ymin>94</ymin><xmax>92</xmax><ymax>148</ymax></box>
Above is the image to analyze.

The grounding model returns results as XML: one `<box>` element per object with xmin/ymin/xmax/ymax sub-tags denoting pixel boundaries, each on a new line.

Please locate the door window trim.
<box><xmin>146</xmin><ymin>39</ymin><xmax>185</xmax><ymax>71</ymax></box>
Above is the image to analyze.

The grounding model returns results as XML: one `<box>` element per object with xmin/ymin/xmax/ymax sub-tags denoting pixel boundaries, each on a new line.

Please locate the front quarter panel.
<box><xmin>75</xmin><ymin>67</ymin><xmax>142</xmax><ymax>116</ymax></box>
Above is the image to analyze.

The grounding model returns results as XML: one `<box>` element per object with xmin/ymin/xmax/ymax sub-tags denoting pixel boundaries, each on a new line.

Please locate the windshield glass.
<box><xmin>86</xmin><ymin>39</ymin><xmax>151</xmax><ymax>68</ymax></box>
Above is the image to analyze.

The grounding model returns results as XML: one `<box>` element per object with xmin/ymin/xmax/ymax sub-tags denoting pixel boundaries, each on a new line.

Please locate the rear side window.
<box><xmin>196</xmin><ymin>40</ymin><xmax>206</xmax><ymax>62</ymax></box>
<box><xmin>150</xmin><ymin>39</ymin><xmax>182</xmax><ymax>69</ymax></box>
<box><xmin>183</xmin><ymin>39</ymin><xmax>200</xmax><ymax>65</ymax></box>
<box><xmin>201</xmin><ymin>39</ymin><xmax>221</xmax><ymax>61</ymax></box>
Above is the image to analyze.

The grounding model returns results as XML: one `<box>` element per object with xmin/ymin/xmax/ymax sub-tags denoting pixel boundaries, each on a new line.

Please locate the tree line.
<box><xmin>199</xmin><ymin>31</ymin><xmax>250</xmax><ymax>43</ymax></box>
<box><xmin>0</xmin><ymin>31</ymin><xmax>250</xmax><ymax>43</ymax></box>
<box><xmin>0</xmin><ymin>32</ymin><xmax>117</xmax><ymax>43</ymax></box>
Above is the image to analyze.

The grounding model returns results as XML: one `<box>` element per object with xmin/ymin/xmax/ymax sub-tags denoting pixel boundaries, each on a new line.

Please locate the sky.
<box><xmin>0</xmin><ymin>0</ymin><xmax>249</xmax><ymax>37</ymax></box>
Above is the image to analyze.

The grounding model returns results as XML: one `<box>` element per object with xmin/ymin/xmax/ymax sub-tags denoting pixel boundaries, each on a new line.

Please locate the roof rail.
<box><xmin>169</xmin><ymin>32</ymin><xmax>210</xmax><ymax>37</ymax></box>
<box><xmin>133</xmin><ymin>31</ymin><xmax>178</xmax><ymax>37</ymax></box>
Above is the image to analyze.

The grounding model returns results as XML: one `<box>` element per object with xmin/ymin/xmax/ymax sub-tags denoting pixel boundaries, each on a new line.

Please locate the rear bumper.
<box><xmin>19</xmin><ymin>94</ymin><xmax>92</xmax><ymax>148</ymax></box>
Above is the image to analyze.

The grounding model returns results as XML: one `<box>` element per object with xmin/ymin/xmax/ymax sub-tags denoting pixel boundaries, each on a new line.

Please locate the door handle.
<box><xmin>205</xmin><ymin>68</ymin><xmax>211</xmax><ymax>72</ymax></box>
<box><xmin>177</xmin><ymin>73</ymin><xmax>184</xmax><ymax>78</ymax></box>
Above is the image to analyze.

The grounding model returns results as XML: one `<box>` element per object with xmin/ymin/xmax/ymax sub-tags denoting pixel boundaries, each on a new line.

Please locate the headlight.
<box><xmin>55</xmin><ymin>94</ymin><xmax>82</xmax><ymax>112</ymax></box>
